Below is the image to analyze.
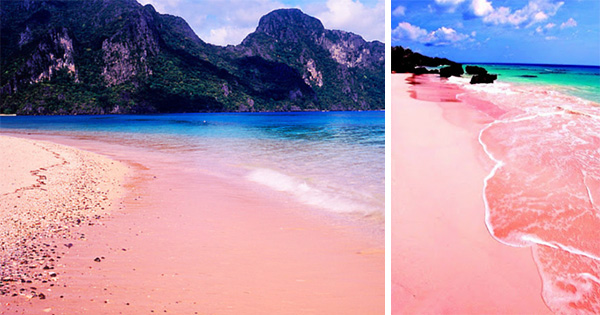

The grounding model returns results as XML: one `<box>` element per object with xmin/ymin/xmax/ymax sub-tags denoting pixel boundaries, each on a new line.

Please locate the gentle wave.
<box><xmin>246</xmin><ymin>168</ymin><xmax>379</xmax><ymax>216</ymax></box>
<box><xmin>452</xmin><ymin>77</ymin><xmax>600</xmax><ymax>314</ymax></box>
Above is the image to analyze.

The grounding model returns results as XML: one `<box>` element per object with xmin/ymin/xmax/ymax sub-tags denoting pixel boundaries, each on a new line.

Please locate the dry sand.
<box><xmin>391</xmin><ymin>74</ymin><xmax>552</xmax><ymax>314</ymax></box>
<box><xmin>0</xmin><ymin>135</ymin><xmax>129</xmax><ymax>301</ymax></box>
<box><xmin>0</xmin><ymin>134</ymin><xmax>383</xmax><ymax>314</ymax></box>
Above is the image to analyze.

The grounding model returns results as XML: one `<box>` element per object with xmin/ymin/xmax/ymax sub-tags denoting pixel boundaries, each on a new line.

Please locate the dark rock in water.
<box><xmin>94</xmin><ymin>257</ymin><xmax>101</xmax><ymax>262</ymax></box>
<box><xmin>440</xmin><ymin>64</ymin><xmax>464</xmax><ymax>78</ymax></box>
<box><xmin>519</xmin><ymin>75</ymin><xmax>538</xmax><ymax>78</ymax></box>
<box><xmin>465</xmin><ymin>65</ymin><xmax>487</xmax><ymax>75</ymax></box>
<box><xmin>470</xmin><ymin>73</ymin><xmax>497</xmax><ymax>84</ymax></box>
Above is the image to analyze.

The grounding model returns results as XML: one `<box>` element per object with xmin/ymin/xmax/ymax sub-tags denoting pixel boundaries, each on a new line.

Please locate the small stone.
<box><xmin>39</xmin><ymin>293</ymin><xmax>46</xmax><ymax>299</ymax></box>
<box><xmin>94</xmin><ymin>257</ymin><xmax>101</xmax><ymax>262</ymax></box>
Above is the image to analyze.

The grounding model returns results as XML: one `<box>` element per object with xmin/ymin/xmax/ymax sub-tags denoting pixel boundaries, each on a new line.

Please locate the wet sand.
<box><xmin>391</xmin><ymin>74</ymin><xmax>552</xmax><ymax>314</ymax></box>
<box><xmin>0</xmin><ymin>133</ymin><xmax>383</xmax><ymax>314</ymax></box>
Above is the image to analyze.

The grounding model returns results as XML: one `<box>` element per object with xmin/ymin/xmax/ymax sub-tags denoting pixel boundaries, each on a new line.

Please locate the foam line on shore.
<box><xmin>478</xmin><ymin>98</ymin><xmax>600</xmax><ymax>262</ymax></box>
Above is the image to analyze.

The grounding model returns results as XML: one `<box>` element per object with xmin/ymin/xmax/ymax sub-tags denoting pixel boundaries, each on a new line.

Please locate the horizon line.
<box><xmin>455</xmin><ymin>61</ymin><xmax>600</xmax><ymax>68</ymax></box>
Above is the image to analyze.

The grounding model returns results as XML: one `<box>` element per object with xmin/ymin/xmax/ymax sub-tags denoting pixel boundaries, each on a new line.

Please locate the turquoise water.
<box><xmin>0</xmin><ymin>112</ymin><xmax>384</xmax><ymax>219</ymax></box>
<box><xmin>467</xmin><ymin>63</ymin><xmax>600</xmax><ymax>103</ymax></box>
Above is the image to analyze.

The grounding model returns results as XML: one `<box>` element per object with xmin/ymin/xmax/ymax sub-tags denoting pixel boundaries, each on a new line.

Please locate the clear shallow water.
<box><xmin>448</xmin><ymin>74</ymin><xmax>600</xmax><ymax>314</ymax></box>
<box><xmin>467</xmin><ymin>63</ymin><xmax>600</xmax><ymax>103</ymax></box>
<box><xmin>0</xmin><ymin>112</ymin><xmax>384</xmax><ymax>220</ymax></box>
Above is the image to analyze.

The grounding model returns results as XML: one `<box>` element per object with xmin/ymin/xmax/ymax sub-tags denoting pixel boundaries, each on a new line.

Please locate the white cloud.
<box><xmin>482</xmin><ymin>0</ymin><xmax>563</xmax><ymax>28</ymax></box>
<box><xmin>393</xmin><ymin>22</ymin><xmax>428</xmax><ymax>41</ymax></box>
<box><xmin>471</xmin><ymin>0</ymin><xmax>493</xmax><ymax>17</ymax></box>
<box><xmin>434</xmin><ymin>0</ymin><xmax>466</xmax><ymax>13</ymax></box>
<box><xmin>435</xmin><ymin>0</ymin><xmax>466</xmax><ymax>6</ymax></box>
<box><xmin>533</xmin><ymin>11</ymin><xmax>548</xmax><ymax>22</ymax></box>
<box><xmin>205</xmin><ymin>26</ymin><xmax>257</xmax><ymax>46</ymax></box>
<box><xmin>392</xmin><ymin>5</ymin><xmax>406</xmax><ymax>16</ymax></box>
<box><xmin>560</xmin><ymin>17</ymin><xmax>577</xmax><ymax>29</ymax></box>
<box><xmin>392</xmin><ymin>22</ymin><xmax>471</xmax><ymax>46</ymax></box>
<box><xmin>138</xmin><ymin>0</ymin><xmax>287</xmax><ymax>46</ymax></box>
<box><xmin>138</xmin><ymin>0</ymin><xmax>384</xmax><ymax>45</ymax></box>
<box><xmin>535</xmin><ymin>21</ymin><xmax>556</xmax><ymax>34</ymax></box>
<box><xmin>311</xmin><ymin>0</ymin><xmax>385</xmax><ymax>42</ymax></box>
<box><xmin>138</xmin><ymin>0</ymin><xmax>182</xmax><ymax>14</ymax></box>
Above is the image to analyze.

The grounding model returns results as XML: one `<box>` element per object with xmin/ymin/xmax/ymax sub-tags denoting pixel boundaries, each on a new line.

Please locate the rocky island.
<box><xmin>0</xmin><ymin>1</ymin><xmax>384</xmax><ymax>114</ymax></box>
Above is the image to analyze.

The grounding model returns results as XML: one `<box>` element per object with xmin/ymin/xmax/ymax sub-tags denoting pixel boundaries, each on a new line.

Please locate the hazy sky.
<box><xmin>137</xmin><ymin>0</ymin><xmax>384</xmax><ymax>46</ymax></box>
<box><xmin>392</xmin><ymin>0</ymin><xmax>600</xmax><ymax>65</ymax></box>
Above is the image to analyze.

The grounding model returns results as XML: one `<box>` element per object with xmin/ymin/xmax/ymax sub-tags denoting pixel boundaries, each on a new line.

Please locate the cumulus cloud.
<box><xmin>560</xmin><ymin>17</ymin><xmax>577</xmax><ymax>29</ymax></box>
<box><xmin>482</xmin><ymin>0</ymin><xmax>564</xmax><ymax>27</ymax></box>
<box><xmin>470</xmin><ymin>0</ymin><xmax>493</xmax><ymax>17</ymax></box>
<box><xmin>392</xmin><ymin>22</ymin><xmax>471</xmax><ymax>46</ymax></box>
<box><xmin>392</xmin><ymin>5</ymin><xmax>406</xmax><ymax>17</ymax></box>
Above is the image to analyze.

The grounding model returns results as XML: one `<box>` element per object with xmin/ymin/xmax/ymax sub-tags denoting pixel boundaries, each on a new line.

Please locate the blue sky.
<box><xmin>137</xmin><ymin>0</ymin><xmax>384</xmax><ymax>46</ymax></box>
<box><xmin>392</xmin><ymin>0</ymin><xmax>600</xmax><ymax>65</ymax></box>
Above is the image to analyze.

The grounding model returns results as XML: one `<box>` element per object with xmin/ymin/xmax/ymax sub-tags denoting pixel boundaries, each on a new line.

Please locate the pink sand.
<box><xmin>1</xmin><ymin>134</ymin><xmax>383</xmax><ymax>314</ymax></box>
<box><xmin>391</xmin><ymin>74</ymin><xmax>552</xmax><ymax>314</ymax></box>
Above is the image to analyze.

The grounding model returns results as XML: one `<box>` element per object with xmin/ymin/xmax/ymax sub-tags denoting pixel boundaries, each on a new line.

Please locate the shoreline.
<box><xmin>391</xmin><ymin>73</ymin><xmax>551</xmax><ymax>313</ymax></box>
<box><xmin>0</xmin><ymin>133</ymin><xmax>384</xmax><ymax>313</ymax></box>
<box><xmin>0</xmin><ymin>135</ymin><xmax>129</xmax><ymax>300</ymax></box>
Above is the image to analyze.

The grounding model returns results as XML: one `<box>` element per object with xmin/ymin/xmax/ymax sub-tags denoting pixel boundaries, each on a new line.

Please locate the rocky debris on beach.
<box><xmin>0</xmin><ymin>136</ymin><xmax>128</xmax><ymax>299</ymax></box>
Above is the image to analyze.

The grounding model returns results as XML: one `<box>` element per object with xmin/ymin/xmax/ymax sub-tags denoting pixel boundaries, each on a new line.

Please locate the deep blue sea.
<box><xmin>0</xmin><ymin>111</ymin><xmax>385</xmax><ymax>220</ymax></box>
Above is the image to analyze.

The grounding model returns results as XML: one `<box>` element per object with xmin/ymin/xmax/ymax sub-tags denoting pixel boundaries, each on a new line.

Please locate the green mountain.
<box><xmin>0</xmin><ymin>0</ymin><xmax>384</xmax><ymax>114</ymax></box>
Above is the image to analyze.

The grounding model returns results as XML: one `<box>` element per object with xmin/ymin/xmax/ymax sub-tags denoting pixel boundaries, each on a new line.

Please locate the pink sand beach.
<box><xmin>0</xmin><ymin>133</ymin><xmax>383</xmax><ymax>314</ymax></box>
<box><xmin>391</xmin><ymin>73</ymin><xmax>552</xmax><ymax>314</ymax></box>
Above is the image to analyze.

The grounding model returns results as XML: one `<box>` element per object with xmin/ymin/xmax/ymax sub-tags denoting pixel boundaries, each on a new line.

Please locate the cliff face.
<box><xmin>239</xmin><ymin>9</ymin><xmax>384</xmax><ymax>110</ymax></box>
<box><xmin>0</xmin><ymin>1</ymin><xmax>383</xmax><ymax>114</ymax></box>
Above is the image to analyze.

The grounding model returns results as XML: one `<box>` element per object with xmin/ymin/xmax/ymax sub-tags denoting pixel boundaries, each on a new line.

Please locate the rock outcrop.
<box><xmin>391</xmin><ymin>46</ymin><xmax>459</xmax><ymax>74</ymax></box>
<box><xmin>465</xmin><ymin>65</ymin><xmax>487</xmax><ymax>75</ymax></box>
<box><xmin>440</xmin><ymin>64</ymin><xmax>464</xmax><ymax>78</ymax></box>
<box><xmin>470</xmin><ymin>73</ymin><xmax>498</xmax><ymax>84</ymax></box>
<box><xmin>0</xmin><ymin>2</ymin><xmax>383</xmax><ymax>114</ymax></box>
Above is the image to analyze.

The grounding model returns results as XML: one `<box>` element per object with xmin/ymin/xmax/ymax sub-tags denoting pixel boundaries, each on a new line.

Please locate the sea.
<box><xmin>0</xmin><ymin>111</ymin><xmax>385</xmax><ymax>226</ymax></box>
<box><xmin>450</xmin><ymin>63</ymin><xmax>599</xmax><ymax>314</ymax></box>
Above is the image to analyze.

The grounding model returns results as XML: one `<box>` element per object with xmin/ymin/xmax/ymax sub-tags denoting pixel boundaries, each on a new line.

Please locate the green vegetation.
<box><xmin>0</xmin><ymin>0</ymin><xmax>383</xmax><ymax>114</ymax></box>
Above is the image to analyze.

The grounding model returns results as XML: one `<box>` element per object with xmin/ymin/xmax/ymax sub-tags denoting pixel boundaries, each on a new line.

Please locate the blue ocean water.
<box><xmin>0</xmin><ymin>111</ymin><xmax>384</xmax><ymax>220</ymax></box>
<box><xmin>468</xmin><ymin>63</ymin><xmax>600</xmax><ymax>103</ymax></box>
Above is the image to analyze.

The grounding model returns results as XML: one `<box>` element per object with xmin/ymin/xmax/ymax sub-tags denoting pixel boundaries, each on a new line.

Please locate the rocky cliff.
<box><xmin>0</xmin><ymin>1</ymin><xmax>384</xmax><ymax>114</ymax></box>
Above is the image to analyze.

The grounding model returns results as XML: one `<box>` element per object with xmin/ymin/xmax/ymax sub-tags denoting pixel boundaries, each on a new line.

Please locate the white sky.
<box><xmin>137</xmin><ymin>0</ymin><xmax>385</xmax><ymax>46</ymax></box>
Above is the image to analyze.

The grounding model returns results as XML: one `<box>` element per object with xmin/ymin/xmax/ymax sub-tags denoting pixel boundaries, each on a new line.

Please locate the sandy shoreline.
<box><xmin>391</xmin><ymin>74</ymin><xmax>551</xmax><ymax>313</ymax></box>
<box><xmin>0</xmin><ymin>133</ymin><xmax>383</xmax><ymax>314</ymax></box>
<box><xmin>0</xmin><ymin>135</ymin><xmax>129</xmax><ymax>301</ymax></box>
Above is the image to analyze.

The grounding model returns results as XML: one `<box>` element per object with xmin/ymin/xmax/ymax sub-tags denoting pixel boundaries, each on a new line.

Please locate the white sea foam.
<box><xmin>246</xmin><ymin>168</ymin><xmax>375</xmax><ymax>215</ymax></box>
